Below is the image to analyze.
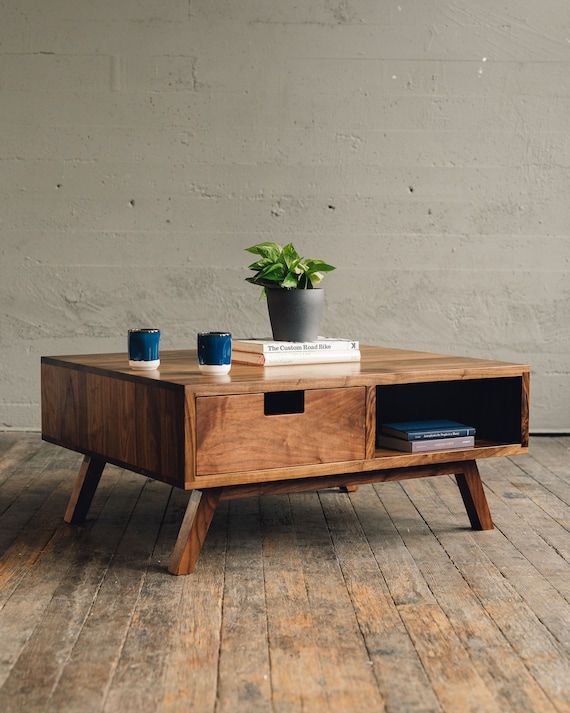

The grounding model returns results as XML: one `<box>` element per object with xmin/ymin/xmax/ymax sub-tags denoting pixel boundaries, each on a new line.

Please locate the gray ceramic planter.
<box><xmin>266</xmin><ymin>288</ymin><xmax>324</xmax><ymax>342</ymax></box>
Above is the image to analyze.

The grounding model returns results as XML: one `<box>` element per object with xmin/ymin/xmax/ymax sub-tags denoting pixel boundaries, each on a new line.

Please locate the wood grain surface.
<box><xmin>166</xmin><ymin>460</ymin><xmax>491</xmax><ymax>574</ymax></box>
<box><xmin>218</xmin><ymin>460</ymin><xmax>485</xmax><ymax>501</ymax></box>
<box><xmin>42</xmin><ymin>345</ymin><xmax>529</xmax><ymax>394</ymax></box>
<box><xmin>364</xmin><ymin>385</ymin><xmax>376</xmax><ymax>460</ymax></box>
<box><xmin>454</xmin><ymin>461</ymin><xmax>494</xmax><ymax>530</ymax></box>
<box><xmin>42</xmin><ymin>362</ymin><xmax>185</xmax><ymax>486</ymax></box>
<box><xmin>192</xmin><ymin>442</ymin><xmax>527</xmax><ymax>489</ymax></box>
<box><xmin>42</xmin><ymin>347</ymin><xmax>530</xmax><ymax>490</ymax></box>
<box><xmin>0</xmin><ymin>435</ymin><xmax>568</xmax><ymax>713</ymax></box>
<box><xmin>521</xmin><ymin>371</ymin><xmax>530</xmax><ymax>447</ymax></box>
<box><xmin>195</xmin><ymin>387</ymin><xmax>365</xmax><ymax>476</ymax></box>
<box><xmin>168</xmin><ymin>489</ymin><xmax>222</xmax><ymax>575</ymax></box>
<box><xmin>63</xmin><ymin>455</ymin><xmax>106</xmax><ymax>524</ymax></box>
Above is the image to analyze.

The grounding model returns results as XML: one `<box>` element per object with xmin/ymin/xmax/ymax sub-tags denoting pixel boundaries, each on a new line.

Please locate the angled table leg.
<box><xmin>339</xmin><ymin>484</ymin><xmax>359</xmax><ymax>493</ymax></box>
<box><xmin>169</xmin><ymin>488</ymin><xmax>222</xmax><ymax>575</ymax></box>
<box><xmin>455</xmin><ymin>460</ymin><xmax>493</xmax><ymax>530</ymax></box>
<box><xmin>64</xmin><ymin>455</ymin><xmax>106</xmax><ymax>524</ymax></box>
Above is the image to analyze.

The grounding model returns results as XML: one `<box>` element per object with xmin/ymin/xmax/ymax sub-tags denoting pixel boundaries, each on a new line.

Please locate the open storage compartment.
<box><xmin>375</xmin><ymin>376</ymin><xmax>525</xmax><ymax>459</ymax></box>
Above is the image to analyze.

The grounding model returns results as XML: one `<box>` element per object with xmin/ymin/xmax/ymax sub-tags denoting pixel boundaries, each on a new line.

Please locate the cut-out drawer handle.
<box><xmin>264</xmin><ymin>391</ymin><xmax>305</xmax><ymax>416</ymax></box>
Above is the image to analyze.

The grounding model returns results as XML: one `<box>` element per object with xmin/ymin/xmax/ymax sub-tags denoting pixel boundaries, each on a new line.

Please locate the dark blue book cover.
<box><xmin>381</xmin><ymin>419</ymin><xmax>476</xmax><ymax>441</ymax></box>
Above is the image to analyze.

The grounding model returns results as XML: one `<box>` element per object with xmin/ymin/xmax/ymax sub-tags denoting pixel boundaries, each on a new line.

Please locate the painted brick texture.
<box><xmin>0</xmin><ymin>0</ymin><xmax>569</xmax><ymax>430</ymax></box>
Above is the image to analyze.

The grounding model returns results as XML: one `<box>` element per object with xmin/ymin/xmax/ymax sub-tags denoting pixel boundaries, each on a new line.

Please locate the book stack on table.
<box><xmin>377</xmin><ymin>420</ymin><xmax>476</xmax><ymax>453</ymax></box>
<box><xmin>232</xmin><ymin>337</ymin><xmax>360</xmax><ymax>366</ymax></box>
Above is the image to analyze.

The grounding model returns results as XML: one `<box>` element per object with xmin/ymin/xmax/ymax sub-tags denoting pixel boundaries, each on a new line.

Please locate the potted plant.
<box><xmin>245</xmin><ymin>241</ymin><xmax>335</xmax><ymax>341</ymax></box>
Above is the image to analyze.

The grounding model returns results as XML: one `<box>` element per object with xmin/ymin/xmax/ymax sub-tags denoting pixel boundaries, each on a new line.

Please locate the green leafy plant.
<box><xmin>245</xmin><ymin>242</ymin><xmax>335</xmax><ymax>290</ymax></box>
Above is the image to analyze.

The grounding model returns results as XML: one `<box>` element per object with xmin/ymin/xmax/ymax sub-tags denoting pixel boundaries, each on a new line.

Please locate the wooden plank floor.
<box><xmin>0</xmin><ymin>435</ymin><xmax>568</xmax><ymax>713</ymax></box>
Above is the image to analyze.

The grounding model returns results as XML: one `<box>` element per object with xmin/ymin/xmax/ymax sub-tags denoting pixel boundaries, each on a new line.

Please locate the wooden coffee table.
<box><xmin>41</xmin><ymin>346</ymin><xmax>529</xmax><ymax>574</ymax></box>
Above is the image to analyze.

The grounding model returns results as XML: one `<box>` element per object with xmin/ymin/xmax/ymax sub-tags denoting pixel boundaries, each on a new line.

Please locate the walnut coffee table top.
<box><xmin>42</xmin><ymin>344</ymin><xmax>529</xmax><ymax>395</ymax></box>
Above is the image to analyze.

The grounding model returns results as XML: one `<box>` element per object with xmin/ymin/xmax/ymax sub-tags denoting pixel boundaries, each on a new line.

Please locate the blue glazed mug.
<box><xmin>197</xmin><ymin>332</ymin><xmax>232</xmax><ymax>374</ymax></box>
<box><xmin>128</xmin><ymin>328</ymin><xmax>160</xmax><ymax>370</ymax></box>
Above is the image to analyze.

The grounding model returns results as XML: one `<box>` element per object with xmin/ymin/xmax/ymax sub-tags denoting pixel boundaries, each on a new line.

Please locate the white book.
<box><xmin>377</xmin><ymin>434</ymin><xmax>475</xmax><ymax>453</ymax></box>
<box><xmin>233</xmin><ymin>337</ymin><xmax>359</xmax><ymax>355</ymax></box>
<box><xmin>232</xmin><ymin>349</ymin><xmax>361</xmax><ymax>366</ymax></box>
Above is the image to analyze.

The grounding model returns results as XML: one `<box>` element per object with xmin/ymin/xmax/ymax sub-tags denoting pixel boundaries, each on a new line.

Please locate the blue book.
<box><xmin>381</xmin><ymin>419</ymin><xmax>476</xmax><ymax>441</ymax></box>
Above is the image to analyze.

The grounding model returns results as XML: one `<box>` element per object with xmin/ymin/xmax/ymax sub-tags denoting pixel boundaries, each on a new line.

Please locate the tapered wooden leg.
<box><xmin>339</xmin><ymin>484</ymin><xmax>359</xmax><ymax>493</ymax></box>
<box><xmin>64</xmin><ymin>455</ymin><xmax>106</xmax><ymax>524</ymax></box>
<box><xmin>168</xmin><ymin>488</ymin><xmax>222</xmax><ymax>575</ymax></box>
<box><xmin>455</xmin><ymin>461</ymin><xmax>493</xmax><ymax>530</ymax></box>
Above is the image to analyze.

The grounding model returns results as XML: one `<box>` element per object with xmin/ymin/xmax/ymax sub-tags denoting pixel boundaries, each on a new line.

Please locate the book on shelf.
<box><xmin>233</xmin><ymin>337</ymin><xmax>359</xmax><ymax>355</ymax></box>
<box><xmin>381</xmin><ymin>419</ymin><xmax>476</xmax><ymax>441</ymax></box>
<box><xmin>377</xmin><ymin>434</ymin><xmax>475</xmax><ymax>453</ymax></box>
<box><xmin>231</xmin><ymin>349</ymin><xmax>361</xmax><ymax>366</ymax></box>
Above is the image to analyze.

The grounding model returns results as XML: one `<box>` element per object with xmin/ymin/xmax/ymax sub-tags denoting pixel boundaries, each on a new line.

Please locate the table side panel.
<box><xmin>41</xmin><ymin>362</ymin><xmax>185</xmax><ymax>486</ymax></box>
<box><xmin>521</xmin><ymin>371</ymin><xmax>530</xmax><ymax>447</ymax></box>
<box><xmin>184</xmin><ymin>389</ymin><xmax>197</xmax><ymax>485</ymax></box>
<box><xmin>365</xmin><ymin>385</ymin><xmax>376</xmax><ymax>460</ymax></box>
<box><xmin>85</xmin><ymin>372</ymin><xmax>137</xmax><ymax>464</ymax></box>
<box><xmin>132</xmin><ymin>378</ymin><xmax>185</xmax><ymax>484</ymax></box>
<box><xmin>41</xmin><ymin>362</ymin><xmax>86</xmax><ymax>445</ymax></box>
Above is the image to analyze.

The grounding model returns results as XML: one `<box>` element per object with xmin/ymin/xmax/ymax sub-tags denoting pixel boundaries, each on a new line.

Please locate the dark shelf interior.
<box><xmin>376</xmin><ymin>376</ymin><xmax>523</xmax><ymax>446</ymax></box>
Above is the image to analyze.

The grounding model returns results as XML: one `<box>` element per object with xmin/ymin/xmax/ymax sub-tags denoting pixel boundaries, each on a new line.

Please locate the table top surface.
<box><xmin>42</xmin><ymin>345</ymin><xmax>529</xmax><ymax>393</ymax></box>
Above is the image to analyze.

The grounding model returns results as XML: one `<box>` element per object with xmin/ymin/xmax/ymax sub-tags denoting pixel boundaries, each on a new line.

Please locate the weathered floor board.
<box><xmin>0</xmin><ymin>436</ymin><xmax>569</xmax><ymax>713</ymax></box>
<box><xmin>216</xmin><ymin>497</ymin><xmax>271</xmax><ymax>713</ymax></box>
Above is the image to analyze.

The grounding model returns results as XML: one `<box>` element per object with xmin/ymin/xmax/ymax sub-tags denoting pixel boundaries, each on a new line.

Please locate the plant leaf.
<box><xmin>305</xmin><ymin>259</ymin><xmax>336</xmax><ymax>273</ymax></box>
<box><xmin>258</xmin><ymin>263</ymin><xmax>286</xmax><ymax>282</ymax></box>
<box><xmin>245</xmin><ymin>242</ymin><xmax>334</xmax><ymax>290</ymax></box>
<box><xmin>281</xmin><ymin>271</ymin><xmax>299</xmax><ymax>288</ymax></box>
<box><xmin>247</xmin><ymin>258</ymin><xmax>272</xmax><ymax>271</ymax></box>
<box><xmin>282</xmin><ymin>242</ymin><xmax>300</xmax><ymax>268</ymax></box>
<box><xmin>245</xmin><ymin>242</ymin><xmax>282</xmax><ymax>261</ymax></box>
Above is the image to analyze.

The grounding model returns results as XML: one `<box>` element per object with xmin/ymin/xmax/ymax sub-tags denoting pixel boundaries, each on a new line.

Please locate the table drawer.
<box><xmin>196</xmin><ymin>387</ymin><xmax>366</xmax><ymax>476</ymax></box>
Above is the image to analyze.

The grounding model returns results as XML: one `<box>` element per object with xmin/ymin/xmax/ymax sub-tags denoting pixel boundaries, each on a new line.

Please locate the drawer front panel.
<box><xmin>196</xmin><ymin>387</ymin><xmax>366</xmax><ymax>476</ymax></box>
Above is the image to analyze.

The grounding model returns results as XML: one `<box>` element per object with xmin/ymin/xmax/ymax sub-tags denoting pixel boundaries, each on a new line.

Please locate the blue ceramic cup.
<box><xmin>128</xmin><ymin>328</ymin><xmax>160</xmax><ymax>370</ymax></box>
<box><xmin>197</xmin><ymin>332</ymin><xmax>232</xmax><ymax>374</ymax></box>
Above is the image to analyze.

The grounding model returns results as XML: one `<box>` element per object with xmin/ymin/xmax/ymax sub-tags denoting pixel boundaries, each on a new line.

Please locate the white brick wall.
<box><xmin>1</xmin><ymin>0</ymin><xmax>569</xmax><ymax>430</ymax></box>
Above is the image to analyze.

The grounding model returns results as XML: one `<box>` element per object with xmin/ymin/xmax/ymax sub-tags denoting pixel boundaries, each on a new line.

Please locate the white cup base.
<box><xmin>129</xmin><ymin>359</ymin><xmax>160</xmax><ymax>370</ymax></box>
<box><xmin>198</xmin><ymin>363</ymin><xmax>231</xmax><ymax>375</ymax></box>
